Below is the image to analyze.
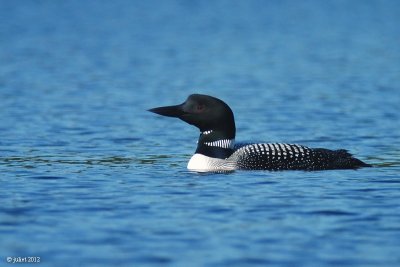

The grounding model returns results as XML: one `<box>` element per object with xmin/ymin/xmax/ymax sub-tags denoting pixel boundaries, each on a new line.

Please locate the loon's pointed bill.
<box><xmin>148</xmin><ymin>104</ymin><xmax>185</xmax><ymax>118</ymax></box>
<box><xmin>148</xmin><ymin>94</ymin><xmax>371</xmax><ymax>172</ymax></box>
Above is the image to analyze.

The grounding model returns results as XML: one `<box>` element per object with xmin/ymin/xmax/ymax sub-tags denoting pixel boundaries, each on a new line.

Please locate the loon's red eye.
<box><xmin>196</xmin><ymin>104</ymin><xmax>205</xmax><ymax>112</ymax></box>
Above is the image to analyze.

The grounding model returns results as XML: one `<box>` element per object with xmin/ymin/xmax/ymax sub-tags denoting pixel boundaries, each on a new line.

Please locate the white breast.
<box><xmin>187</xmin><ymin>153</ymin><xmax>236</xmax><ymax>172</ymax></box>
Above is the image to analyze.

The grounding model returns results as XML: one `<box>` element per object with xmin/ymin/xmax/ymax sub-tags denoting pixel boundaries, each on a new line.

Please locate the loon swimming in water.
<box><xmin>149</xmin><ymin>94</ymin><xmax>371</xmax><ymax>172</ymax></box>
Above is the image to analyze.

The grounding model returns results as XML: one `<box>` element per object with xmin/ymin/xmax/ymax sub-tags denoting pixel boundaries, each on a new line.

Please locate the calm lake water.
<box><xmin>1</xmin><ymin>0</ymin><xmax>400</xmax><ymax>266</ymax></box>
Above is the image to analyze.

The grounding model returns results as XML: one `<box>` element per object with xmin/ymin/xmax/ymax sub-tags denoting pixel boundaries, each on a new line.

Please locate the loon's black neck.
<box><xmin>195</xmin><ymin>129</ymin><xmax>235</xmax><ymax>159</ymax></box>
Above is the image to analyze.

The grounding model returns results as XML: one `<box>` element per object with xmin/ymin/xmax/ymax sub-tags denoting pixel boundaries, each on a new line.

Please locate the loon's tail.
<box><xmin>334</xmin><ymin>149</ymin><xmax>372</xmax><ymax>169</ymax></box>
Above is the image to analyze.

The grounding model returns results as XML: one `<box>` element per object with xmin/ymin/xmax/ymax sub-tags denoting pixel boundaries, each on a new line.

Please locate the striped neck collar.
<box><xmin>203</xmin><ymin>139</ymin><xmax>235</xmax><ymax>149</ymax></box>
<box><xmin>195</xmin><ymin>130</ymin><xmax>235</xmax><ymax>159</ymax></box>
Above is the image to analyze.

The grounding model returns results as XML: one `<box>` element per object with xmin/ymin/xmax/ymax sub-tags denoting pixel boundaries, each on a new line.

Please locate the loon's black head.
<box><xmin>148</xmin><ymin>94</ymin><xmax>236</xmax><ymax>138</ymax></box>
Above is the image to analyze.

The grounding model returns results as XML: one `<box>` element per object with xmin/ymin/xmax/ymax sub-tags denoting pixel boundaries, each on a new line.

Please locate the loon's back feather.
<box><xmin>229</xmin><ymin>143</ymin><xmax>371</xmax><ymax>170</ymax></box>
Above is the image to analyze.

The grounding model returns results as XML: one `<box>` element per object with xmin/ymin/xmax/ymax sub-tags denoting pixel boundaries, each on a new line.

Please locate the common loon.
<box><xmin>149</xmin><ymin>94</ymin><xmax>371</xmax><ymax>172</ymax></box>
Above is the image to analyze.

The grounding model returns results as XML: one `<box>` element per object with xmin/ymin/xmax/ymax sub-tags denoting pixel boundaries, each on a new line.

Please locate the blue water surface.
<box><xmin>1</xmin><ymin>0</ymin><xmax>400</xmax><ymax>266</ymax></box>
